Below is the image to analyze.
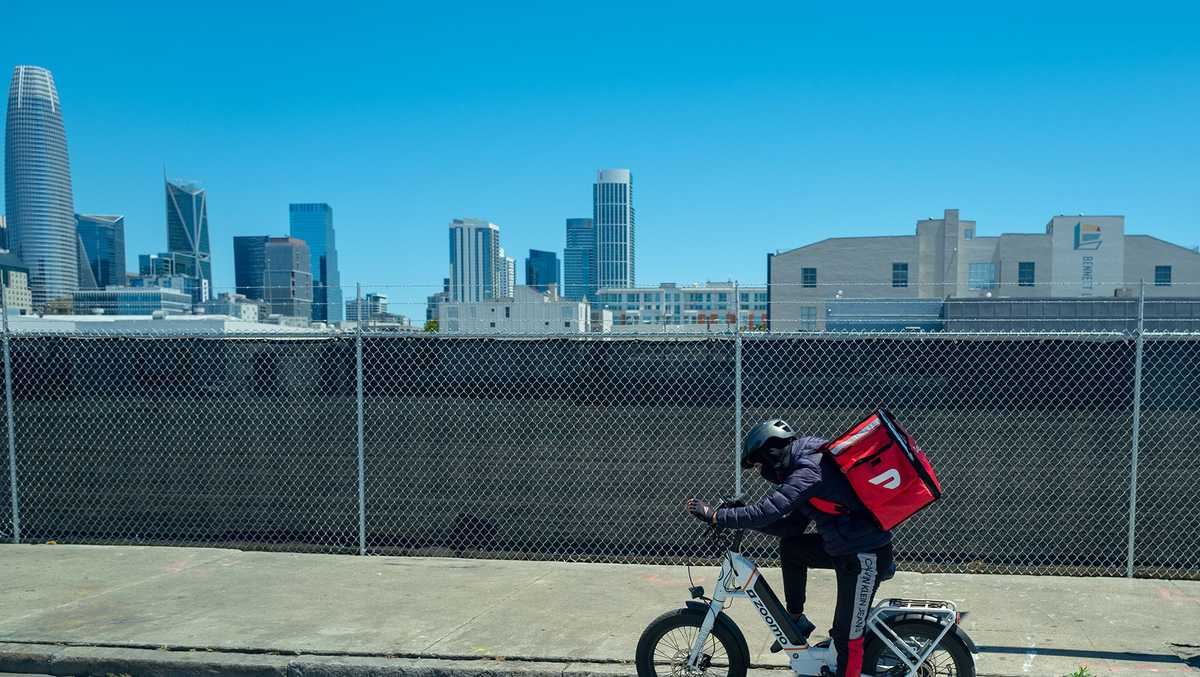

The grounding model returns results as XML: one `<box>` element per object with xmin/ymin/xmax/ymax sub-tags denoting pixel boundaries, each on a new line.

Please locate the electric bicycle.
<box><xmin>635</xmin><ymin>519</ymin><xmax>977</xmax><ymax>677</ymax></box>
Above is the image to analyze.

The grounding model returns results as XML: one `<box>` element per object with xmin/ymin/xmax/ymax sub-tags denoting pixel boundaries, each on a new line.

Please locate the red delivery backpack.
<box><xmin>822</xmin><ymin>409</ymin><xmax>942</xmax><ymax>530</ymax></box>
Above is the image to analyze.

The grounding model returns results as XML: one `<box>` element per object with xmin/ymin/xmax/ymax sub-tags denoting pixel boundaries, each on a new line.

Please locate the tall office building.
<box><xmin>5</xmin><ymin>65</ymin><xmax>78</xmax><ymax>307</ymax></box>
<box><xmin>448</xmin><ymin>218</ymin><xmax>500</xmax><ymax>302</ymax></box>
<box><xmin>563</xmin><ymin>217</ymin><xmax>595</xmax><ymax>300</ymax></box>
<box><xmin>165</xmin><ymin>177</ymin><xmax>212</xmax><ymax>291</ymax></box>
<box><xmin>594</xmin><ymin>168</ymin><xmax>635</xmax><ymax>289</ymax></box>
<box><xmin>264</xmin><ymin>236</ymin><xmax>313</xmax><ymax>319</ymax></box>
<box><xmin>75</xmin><ymin>215</ymin><xmax>126</xmax><ymax>288</ymax></box>
<box><xmin>233</xmin><ymin>236</ymin><xmax>270</xmax><ymax>300</ymax></box>
<box><xmin>288</xmin><ymin>203</ymin><xmax>342</xmax><ymax>323</ymax></box>
<box><xmin>525</xmin><ymin>249</ymin><xmax>560</xmax><ymax>294</ymax></box>
<box><xmin>497</xmin><ymin>247</ymin><xmax>516</xmax><ymax>298</ymax></box>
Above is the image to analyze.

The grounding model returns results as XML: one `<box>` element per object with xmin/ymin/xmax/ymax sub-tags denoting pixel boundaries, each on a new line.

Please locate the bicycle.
<box><xmin>635</xmin><ymin>506</ymin><xmax>978</xmax><ymax>677</ymax></box>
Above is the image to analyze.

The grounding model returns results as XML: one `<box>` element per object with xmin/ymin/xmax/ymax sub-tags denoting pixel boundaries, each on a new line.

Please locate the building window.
<box><xmin>504</xmin><ymin>306</ymin><xmax>510</xmax><ymax>318</ymax></box>
<box><xmin>968</xmin><ymin>263</ymin><xmax>997</xmax><ymax>290</ymax></box>
<box><xmin>1155</xmin><ymin>265</ymin><xmax>1172</xmax><ymax>287</ymax></box>
<box><xmin>801</xmin><ymin>268</ymin><xmax>817</xmax><ymax>288</ymax></box>
<box><xmin>1018</xmin><ymin>262</ymin><xmax>1035</xmax><ymax>287</ymax></box>
<box><xmin>489</xmin><ymin>322</ymin><xmax>495</xmax><ymax>328</ymax></box>
<box><xmin>964</xmin><ymin>228</ymin><xmax>974</xmax><ymax>240</ymax></box>
<box><xmin>891</xmin><ymin>262</ymin><xmax>908</xmax><ymax>288</ymax></box>
<box><xmin>799</xmin><ymin>306</ymin><xmax>817</xmax><ymax>331</ymax></box>
<box><xmin>564</xmin><ymin>322</ymin><xmax>571</xmax><ymax>328</ymax></box>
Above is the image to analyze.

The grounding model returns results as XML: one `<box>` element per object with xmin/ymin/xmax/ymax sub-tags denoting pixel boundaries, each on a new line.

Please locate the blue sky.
<box><xmin>3</xmin><ymin>1</ymin><xmax>1198</xmax><ymax>315</ymax></box>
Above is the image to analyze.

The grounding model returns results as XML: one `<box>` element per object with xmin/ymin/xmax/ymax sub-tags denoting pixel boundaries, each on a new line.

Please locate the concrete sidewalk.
<box><xmin>0</xmin><ymin>545</ymin><xmax>1196</xmax><ymax>677</ymax></box>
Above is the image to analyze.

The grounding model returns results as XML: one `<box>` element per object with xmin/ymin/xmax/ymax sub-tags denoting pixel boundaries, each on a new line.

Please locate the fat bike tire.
<box><xmin>635</xmin><ymin>607</ymin><xmax>749</xmax><ymax>677</ymax></box>
<box><xmin>862</xmin><ymin>620</ymin><xmax>975</xmax><ymax>677</ymax></box>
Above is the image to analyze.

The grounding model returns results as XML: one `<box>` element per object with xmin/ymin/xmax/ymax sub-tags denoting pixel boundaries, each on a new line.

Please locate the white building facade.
<box><xmin>438</xmin><ymin>285</ymin><xmax>591</xmax><ymax>334</ymax></box>
<box><xmin>595</xmin><ymin>281</ymin><xmax>769</xmax><ymax>330</ymax></box>
<box><xmin>770</xmin><ymin>209</ymin><xmax>1200</xmax><ymax>331</ymax></box>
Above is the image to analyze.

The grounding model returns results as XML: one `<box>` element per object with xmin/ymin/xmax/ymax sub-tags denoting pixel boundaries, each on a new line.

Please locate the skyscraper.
<box><xmin>497</xmin><ymin>247</ymin><xmax>515</xmax><ymax>298</ymax></box>
<box><xmin>5</xmin><ymin>65</ymin><xmax>77</xmax><ymax>307</ymax></box>
<box><xmin>563</xmin><ymin>217</ymin><xmax>595</xmax><ymax>300</ymax></box>
<box><xmin>233</xmin><ymin>236</ymin><xmax>270</xmax><ymax>300</ymax></box>
<box><xmin>264</xmin><ymin>236</ymin><xmax>313</xmax><ymax>319</ymax></box>
<box><xmin>75</xmin><ymin>215</ymin><xmax>126</xmax><ymax>288</ymax></box>
<box><xmin>525</xmin><ymin>249</ymin><xmax>560</xmax><ymax>294</ymax></box>
<box><xmin>594</xmin><ymin>168</ymin><xmax>635</xmax><ymax>289</ymax></box>
<box><xmin>448</xmin><ymin>218</ymin><xmax>500</xmax><ymax>302</ymax></box>
<box><xmin>288</xmin><ymin>203</ymin><xmax>342</xmax><ymax>323</ymax></box>
<box><xmin>165</xmin><ymin>177</ymin><xmax>212</xmax><ymax>293</ymax></box>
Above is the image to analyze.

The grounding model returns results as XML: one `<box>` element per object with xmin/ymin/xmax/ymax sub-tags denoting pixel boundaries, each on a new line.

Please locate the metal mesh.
<box><xmin>2</xmin><ymin>328</ymin><xmax>1198</xmax><ymax>579</ymax></box>
<box><xmin>361</xmin><ymin>335</ymin><xmax>735</xmax><ymax>561</ymax></box>
<box><xmin>7</xmin><ymin>334</ymin><xmax>359</xmax><ymax>552</ymax></box>
<box><xmin>739</xmin><ymin>333</ymin><xmax>1136</xmax><ymax>576</ymax></box>
<box><xmin>1133</xmin><ymin>334</ymin><xmax>1200</xmax><ymax>578</ymax></box>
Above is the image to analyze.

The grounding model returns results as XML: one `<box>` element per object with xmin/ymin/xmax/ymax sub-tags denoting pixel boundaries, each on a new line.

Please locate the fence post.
<box><xmin>355</xmin><ymin>284</ymin><xmax>367</xmax><ymax>555</ymax></box>
<box><xmin>733</xmin><ymin>282</ymin><xmax>743</xmax><ymax>498</ymax></box>
<box><xmin>2</xmin><ymin>275</ymin><xmax>19</xmax><ymax>544</ymax></box>
<box><xmin>1126</xmin><ymin>278</ymin><xmax>1145</xmax><ymax>578</ymax></box>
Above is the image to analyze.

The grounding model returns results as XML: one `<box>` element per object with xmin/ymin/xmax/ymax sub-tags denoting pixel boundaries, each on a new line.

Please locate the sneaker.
<box><xmin>768</xmin><ymin>613</ymin><xmax>816</xmax><ymax>653</ymax></box>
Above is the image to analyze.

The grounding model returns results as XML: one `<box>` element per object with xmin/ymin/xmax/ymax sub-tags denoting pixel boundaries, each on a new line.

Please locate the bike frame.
<box><xmin>687</xmin><ymin>549</ymin><xmax>963</xmax><ymax>677</ymax></box>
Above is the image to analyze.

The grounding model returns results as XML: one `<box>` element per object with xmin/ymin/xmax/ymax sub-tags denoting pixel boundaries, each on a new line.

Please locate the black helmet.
<box><xmin>741</xmin><ymin>419</ymin><xmax>797</xmax><ymax>469</ymax></box>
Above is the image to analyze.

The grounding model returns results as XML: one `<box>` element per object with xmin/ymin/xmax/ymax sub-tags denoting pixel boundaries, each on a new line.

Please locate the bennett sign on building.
<box><xmin>1048</xmin><ymin>215</ymin><xmax>1124</xmax><ymax>297</ymax></box>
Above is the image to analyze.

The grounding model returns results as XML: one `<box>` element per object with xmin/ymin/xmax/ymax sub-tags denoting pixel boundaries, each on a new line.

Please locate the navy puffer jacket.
<box><xmin>715</xmin><ymin>436</ymin><xmax>892</xmax><ymax>556</ymax></box>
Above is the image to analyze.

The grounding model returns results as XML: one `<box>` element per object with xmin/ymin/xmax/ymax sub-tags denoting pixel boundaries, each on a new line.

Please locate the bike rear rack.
<box><xmin>865</xmin><ymin>598</ymin><xmax>960</xmax><ymax>675</ymax></box>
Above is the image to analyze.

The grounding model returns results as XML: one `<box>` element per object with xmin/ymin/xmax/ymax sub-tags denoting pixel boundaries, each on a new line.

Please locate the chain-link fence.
<box><xmin>2</xmin><ymin>323</ymin><xmax>1198</xmax><ymax>579</ymax></box>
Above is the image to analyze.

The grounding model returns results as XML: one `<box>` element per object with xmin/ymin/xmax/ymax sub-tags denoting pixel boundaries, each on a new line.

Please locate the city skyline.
<box><xmin>1</xmin><ymin>4</ymin><xmax>1198</xmax><ymax>314</ymax></box>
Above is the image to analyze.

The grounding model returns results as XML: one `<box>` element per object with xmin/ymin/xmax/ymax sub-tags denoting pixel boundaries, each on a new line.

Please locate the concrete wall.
<box><xmin>1125</xmin><ymin>235</ymin><xmax>1200</xmax><ymax>297</ymax></box>
<box><xmin>770</xmin><ymin>235</ymin><xmax>916</xmax><ymax>330</ymax></box>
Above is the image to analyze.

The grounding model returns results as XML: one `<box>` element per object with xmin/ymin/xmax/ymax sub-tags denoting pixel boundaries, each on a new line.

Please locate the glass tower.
<box><xmin>75</xmin><ymin>214</ymin><xmax>126</xmax><ymax>288</ymax></box>
<box><xmin>5</xmin><ymin>65</ymin><xmax>77</xmax><ymax>307</ymax></box>
<box><xmin>288</xmin><ymin>203</ymin><xmax>342</xmax><ymax>322</ymax></box>
<box><xmin>563</xmin><ymin>217</ymin><xmax>595</xmax><ymax>300</ymax></box>
<box><xmin>233</xmin><ymin>236</ymin><xmax>270</xmax><ymax>300</ymax></box>
<box><xmin>165</xmin><ymin>177</ymin><xmax>212</xmax><ymax>291</ymax></box>
<box><xmin>525</xmin><ymin>249</ymin><xmax>560</xmax><ymax>294</ymax></box>
<box><xmin>593</xmin><ymin>168</ymin><xmax>634</xmax><ymax>289</ymax></box>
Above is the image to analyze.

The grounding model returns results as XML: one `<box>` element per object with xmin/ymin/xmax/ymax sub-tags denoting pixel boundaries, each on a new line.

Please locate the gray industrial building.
<box><xmin>769</xmin><ymin>209</ymin><xmax>1200</xmax><ymax>331</ymax></box>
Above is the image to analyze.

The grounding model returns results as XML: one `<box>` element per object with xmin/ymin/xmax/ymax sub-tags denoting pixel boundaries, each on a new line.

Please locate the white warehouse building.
<box><xmin>438</xmin><ymin>285</ymin><xmax>592</xmax><ymax>334</ymax></box>
<box><xmin>769</xmin><ymin>209</ymin><xmax>1200</xmax><ymax>331</ymax></box>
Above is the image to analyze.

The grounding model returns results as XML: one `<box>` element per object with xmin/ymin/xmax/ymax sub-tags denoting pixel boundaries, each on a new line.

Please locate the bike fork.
<box><xmin>687</xmin><ymin>562</ymin><xmax>734</xmax><ymax>670</ymax></box>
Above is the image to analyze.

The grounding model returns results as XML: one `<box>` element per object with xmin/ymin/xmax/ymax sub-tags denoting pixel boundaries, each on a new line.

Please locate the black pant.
<box><xmin>780</xmin><ymin>531</ymin><xmax>894</xmax><ymax>677</ymax></box>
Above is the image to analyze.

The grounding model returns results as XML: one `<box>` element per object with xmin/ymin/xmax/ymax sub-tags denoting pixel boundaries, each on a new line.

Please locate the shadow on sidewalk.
<box><xmin>979</xmin><ymin>645</ymin><xmax>1200</xmax><ymax>668</ymax></box>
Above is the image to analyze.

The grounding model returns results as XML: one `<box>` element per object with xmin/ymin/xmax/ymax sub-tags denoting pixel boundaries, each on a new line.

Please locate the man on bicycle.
<box><xmin>685</xmin><ymin>419</ymin><xmax>895</xmax><ymax>677</ymax></box>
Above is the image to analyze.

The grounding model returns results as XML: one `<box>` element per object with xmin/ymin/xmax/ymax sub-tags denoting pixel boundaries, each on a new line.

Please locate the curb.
<box><xmin>0</xmin><ymin>644</ymin><xmax>645</xmax><ymax>677</ymax></box>
<box><xmin>1</xmin><ymin>642</ymin><xmax>1045</xmax><ymax>677</ymax></box>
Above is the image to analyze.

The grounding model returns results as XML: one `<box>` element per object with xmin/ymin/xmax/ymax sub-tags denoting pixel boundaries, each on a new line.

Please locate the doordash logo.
<box><xmin>868</xmin><ymin>468</ymin><xmax>902</xmax><ymax>490</ymax></box>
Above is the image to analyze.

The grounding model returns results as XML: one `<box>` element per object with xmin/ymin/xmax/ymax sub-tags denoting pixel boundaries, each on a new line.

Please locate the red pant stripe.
<box><xmin>844</xmin><ymin>636</ymin><xmax>864</xmax><ymax>677</ymax></box>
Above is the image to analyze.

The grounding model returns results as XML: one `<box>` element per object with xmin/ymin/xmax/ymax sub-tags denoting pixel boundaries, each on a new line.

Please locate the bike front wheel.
<box><xmin>635</xmin><ymin>607</ymin><xmax>749</xmax><ymax>677</ymax></box>
<box><xmin>862</xmin><ymin>620</ymin><xmax>975</xmax><ymax>677</ymax></box>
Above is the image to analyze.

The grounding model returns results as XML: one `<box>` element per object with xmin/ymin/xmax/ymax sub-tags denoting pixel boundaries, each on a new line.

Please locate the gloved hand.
<box><xmin>686</xmin><ymin>498</ymin><xmax>717</xmax><ymax>525</ymax></box>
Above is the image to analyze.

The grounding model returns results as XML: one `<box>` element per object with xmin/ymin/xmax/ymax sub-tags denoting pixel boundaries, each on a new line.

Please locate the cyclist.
<box><xmin>685</xmin><ymin>419</ymin><xmax>895</xmax><ymax>677</ymax></box>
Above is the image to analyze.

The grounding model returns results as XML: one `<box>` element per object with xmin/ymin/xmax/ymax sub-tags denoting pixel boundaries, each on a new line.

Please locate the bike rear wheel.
<box><xmin>635</xmin><ymin>608</ymin><xmax>748</xmax><ymax>677</ymax></box>
<box><xmin>862</xmin><ymin>620</ymin><xmax>975</xmax><ymax>677</ymax></box>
